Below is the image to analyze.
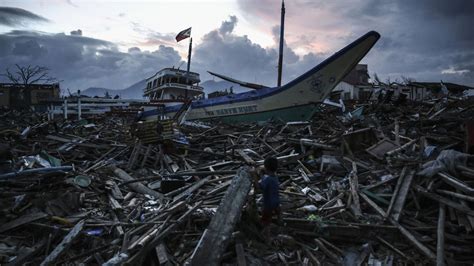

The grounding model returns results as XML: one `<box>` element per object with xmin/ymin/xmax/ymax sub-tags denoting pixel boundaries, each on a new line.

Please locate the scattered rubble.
<box><xmin>1</xmin><ymin>97</ymin><xmax>474</xmax><ymax>265</ymax></box>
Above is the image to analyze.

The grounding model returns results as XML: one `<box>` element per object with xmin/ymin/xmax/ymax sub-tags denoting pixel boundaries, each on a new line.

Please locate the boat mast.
<box><xmin>186</xmin><ymin>37</ymin><xmax>192</xmax><ymax>98</ymax></box>
<box><xmin>277</xmin><ymin>0</ymin><xmax>285</xmax><ymax>87</ymax></box>
<box><xmin>187</xmin><ymin>37</ymin><xmax>193</xmax><ymax>74</ymax></box>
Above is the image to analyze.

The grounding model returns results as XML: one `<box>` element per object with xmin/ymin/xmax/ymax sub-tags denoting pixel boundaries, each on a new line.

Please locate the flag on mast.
<box><xmin>176</xmin><ymin>27</ymin><xmax>191</xmax><ymax>42</ymax></box>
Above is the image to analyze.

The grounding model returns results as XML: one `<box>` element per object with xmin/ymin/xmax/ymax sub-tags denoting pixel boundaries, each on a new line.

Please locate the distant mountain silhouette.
<box><xmin>82</xmin><ymin>79</ymin><xmax>248</xmax><ymax>99</ymax></box>
<box><xmin>82</xmin><ymin>80</ymin><xmax>146</xmax><ymax>99</ymax></box>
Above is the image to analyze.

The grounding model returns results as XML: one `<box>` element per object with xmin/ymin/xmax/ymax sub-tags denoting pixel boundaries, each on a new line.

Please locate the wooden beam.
<box><xmin>189</xmin><ymin>167</ymin><xmax>252</xmax><ymax>266</ymax></box>
<box><xmin>40</xmin><ymin>220</ymin><xmax>85</xmax><ymax>266</ymax></box>
<box><xmin>112</xmin><ymin>166</ymin><xmax>163</xmax><ymax>200</ymax></box>
<box><xmin>0</xmin><ymin>212</ymin><xmax>48</xmax><ymax>233</ymax></box>
<box><xmin>391</xmin><ymin>169</ymin><xmax>414</xmax><ymax>221</ymax></box>
<box><xmin>236</xmin><ymin>149</ymin><xmax>255</xmax><ymax>165</ymax></box>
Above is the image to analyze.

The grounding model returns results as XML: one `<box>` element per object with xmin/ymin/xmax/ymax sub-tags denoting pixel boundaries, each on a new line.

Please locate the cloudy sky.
<box><xmin>0</xmin><ymin>0</ymin><xmax>473</xmax><ymax>93</ymax></box>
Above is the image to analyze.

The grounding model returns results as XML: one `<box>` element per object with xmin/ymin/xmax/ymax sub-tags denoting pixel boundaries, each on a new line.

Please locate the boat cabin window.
<box><xmin>153</xmin><ymin>79</ymin><xmax>158</xmax><ymax>87</ymax></box>
<box><xmin>147</xmin><ymin>82</ymin><xmax>152</xmax><ymax>89</ymax></box>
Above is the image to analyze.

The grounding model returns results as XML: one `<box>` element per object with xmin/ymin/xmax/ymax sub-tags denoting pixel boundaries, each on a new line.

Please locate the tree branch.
<box><xmin>2</xmin><ymin>65</ymin><xmax>57</xmax><ymax>85</ymax></box>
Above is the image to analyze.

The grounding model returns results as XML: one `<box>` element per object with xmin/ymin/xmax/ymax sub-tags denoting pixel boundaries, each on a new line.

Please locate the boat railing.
<box><xmin>144</xmin><ymin>83</ymin><xmax>203</xmax><ymax>95</ymax></box>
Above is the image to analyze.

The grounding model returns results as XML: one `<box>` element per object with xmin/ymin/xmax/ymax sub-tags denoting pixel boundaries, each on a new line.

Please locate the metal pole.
<box><xmin>64</xmin><ymin>99</ymin><xmax>68</xmax><ymax>119</ymax></box>
<box><xmin>277</xmin><ymin>0</ymin><xmax>285</xmax><ymax>87</ymax></box>
<box><xmin>77</xmin><ymin>90</ymin><xmax>81</xmax><ymax>120</ymax></box>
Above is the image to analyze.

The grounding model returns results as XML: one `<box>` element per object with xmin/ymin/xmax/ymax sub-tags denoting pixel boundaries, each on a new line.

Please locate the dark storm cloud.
<box><xmin>237</xmin><ymin>0</ymin><xmax>474</xmax><ymax>86</ymax></box>
<box><xmin>193</xmin><ymin>16</ymin><xmax>325</xmax><ymax>86</ymax></box>
<box><xmin>0</xmin><ymin>13</ymin><xmax>322</xmax><ymax>92</ymax></box>
<box><xmin>0</xmin><ymin>30</ymin><xmax>182</xmax><ymax>92</ymax></box>
<box><xmin>0</xmin><ymin>7</ymin><xmax>49</xmax><ymax>26</ymax></box>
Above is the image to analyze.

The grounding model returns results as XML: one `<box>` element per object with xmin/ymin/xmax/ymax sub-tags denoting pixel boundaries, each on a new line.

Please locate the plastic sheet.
<box><xmin>418</xmin><ymin>149</ymin><xmax>470</xmax><ymax>177</ymax></box>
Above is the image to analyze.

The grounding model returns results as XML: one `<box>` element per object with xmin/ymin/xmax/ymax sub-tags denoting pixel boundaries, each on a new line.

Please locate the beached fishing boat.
<box><xmin>141</xmin><ymin>30</ymin><xmax>380</xmax><ymax>122</ymax></box>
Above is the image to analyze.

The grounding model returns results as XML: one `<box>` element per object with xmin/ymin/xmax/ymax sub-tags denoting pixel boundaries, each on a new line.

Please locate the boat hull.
<box><xmin>142</xmin><ymin>31</ymin><xmax>380</xmax><ymax>123</ymax></box>
<box><xmin>144</xmin><ymin>103</ymin><xmax>318</xmax><ymax>123</ymax></box>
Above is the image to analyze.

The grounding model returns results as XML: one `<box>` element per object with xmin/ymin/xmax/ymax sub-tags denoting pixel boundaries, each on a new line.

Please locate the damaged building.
<box><xmin>0</xmin><ymin>83</ymin><xmax>61</xmax><ymax>110</ymax></box>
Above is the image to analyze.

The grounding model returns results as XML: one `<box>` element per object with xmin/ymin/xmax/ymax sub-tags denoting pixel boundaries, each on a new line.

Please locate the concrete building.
<box><xmin>333</xmin><ymin>64</ymin><xmax>372</xmax><ymax>101</ymax></box>
<box><xmin>0</xmin><ymin>83</ymin><xmax>60</xmax><ymax>109</ymax></box>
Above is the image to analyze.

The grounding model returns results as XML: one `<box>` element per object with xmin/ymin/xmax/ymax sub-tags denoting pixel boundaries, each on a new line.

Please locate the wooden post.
<box><xmin>77</xmin><ymin>96</ymin><xmax>81</xmax><ymax>120</ymax></box>
<box><xmin>64</xmin><ymin>98</ymin><xmax>68</xmax><ymax>119</ymax></box>
<box><xmin>76</xmin><ymin>90</ymin><xmax>82</xmax><ymax>120</ymax></box>
<box><xmin>395</xmin><ymin>119</ymin><xmax>400</xmax><ymax>146</ymax></box>
<box><xmin>50</xmin><ymin>103</ymin><xmax>54</xmax><ymax>120</ymax></box>
<box><xmin>47</xmin><ymin>104</ymin><xmax>51</xmax><ymax>121</ymax></box>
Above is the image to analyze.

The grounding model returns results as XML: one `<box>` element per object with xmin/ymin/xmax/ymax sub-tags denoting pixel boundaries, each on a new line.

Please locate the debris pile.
<box><xmin>0</xmin><ymin>98</ymin><xmax>473</xmax><ymax>265</ymax></box>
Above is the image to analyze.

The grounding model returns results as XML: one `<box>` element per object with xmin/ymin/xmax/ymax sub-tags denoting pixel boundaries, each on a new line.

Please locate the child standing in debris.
<box><xmin>253</xmin><ymin>157</ymin><xmax>281</xmax><ymax>227</ymax></box>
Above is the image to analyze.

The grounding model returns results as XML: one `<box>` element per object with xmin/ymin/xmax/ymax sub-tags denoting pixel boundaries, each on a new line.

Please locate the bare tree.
<box><xmin>1</xmin><ymin>64</ymin><xmax>58</xmax><ymax>107</ymax></box>
<box><xmin>2</xmin><ymin>64</ymin><xmax>57</xmax><ymax>85</ymax></box>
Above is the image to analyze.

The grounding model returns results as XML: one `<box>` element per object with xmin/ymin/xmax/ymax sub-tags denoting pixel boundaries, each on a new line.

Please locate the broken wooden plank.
<box><xmin>189</xmin><ymin>167</ymin><xmax>252</xmax><ymax>266</ymax></box>
<box><xmin>236</xmin><ymin>149</ymin><xmax>256</xmax><ymax>165</ymax></box>
<box><xmin>386</xmin><ymin>166</ymin><xmax>407</xmax><ymax>217</ymax></box>
<box><xmin>391</xmin><ymin>169</ymin><xmax>415</xmax><ymax>221</ymax></box>
<box><xmin>314</xmin><ymin>238</ymin><xmax>341</xmax><ymax>263</ymax></box>
<box><xmin>376</xmin><ymin>236</ymin><xmax>408</xmax><ymax>260</ymax></box>
<box><xmin>415</xmin><ymin>185</ymin><xmax>474</xmax><ymax>216</ymax></box>
<box><xmin>112</xmin><ymin>166</ymin><xmax>163</xmax><ymax>200</ymax></box>
<box><xmin>438</xmin><ymin>172</ymin><xmax>474</xmax><ymax>195</ymax></box>
<box><xmin>0</xmin><ymin>212</ymin><xmax>48</xmax><ymax>233</ymax></box>
<box><xmin>127</xmin><ymin>201</ymin><xmax>202</xmax><ymax>265</ymax></box>
<box><xmin>173</xmin><ymin>176</ymin><xmax>210</xmax><ymax>202</ymax></box>
<box><xmin>40</xmin><ymin>220</ymin><xmax>85</xmax><ymax>266</ymax></box>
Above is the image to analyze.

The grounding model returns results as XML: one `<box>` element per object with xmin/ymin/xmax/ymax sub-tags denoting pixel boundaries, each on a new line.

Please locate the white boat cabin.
<box><xmin>144</xmin><ymin>68</ymin><xmax>204</xmax><ymax>101</ymax></box>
